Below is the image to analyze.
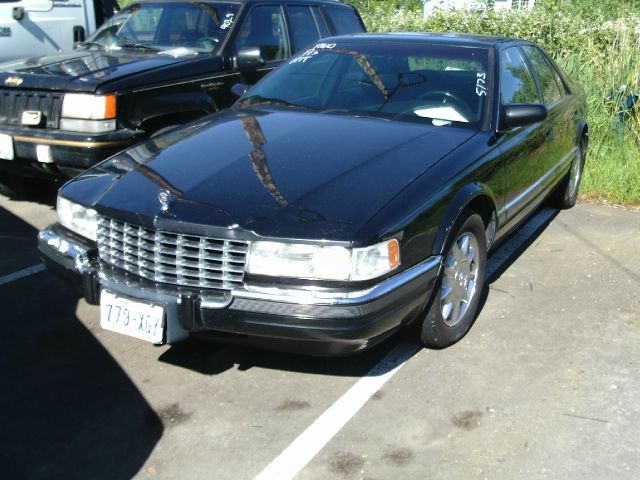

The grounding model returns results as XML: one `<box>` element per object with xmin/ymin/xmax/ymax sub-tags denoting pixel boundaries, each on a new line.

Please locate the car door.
<box><xmin>496</xmin><ymin>45</ymin><xmax>554</xmax><ymax>224</ymax></box>
<box><xmin>521</xmin><ymin>45</ymin><xmax>576</xmax><ymax>177</ymax></box>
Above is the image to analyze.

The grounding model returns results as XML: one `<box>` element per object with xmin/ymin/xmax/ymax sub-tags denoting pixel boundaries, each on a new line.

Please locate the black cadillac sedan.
<box><xmin>38</xmin><ymin>33</ymin><xmax>588</xmax><ymax>355</ymax></box>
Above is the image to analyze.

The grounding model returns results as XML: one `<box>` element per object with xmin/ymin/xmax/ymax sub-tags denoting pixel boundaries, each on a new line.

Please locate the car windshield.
<box><xmin>238</xmin><ymin>41</ymin><xmax>491</xmax><ymax>128</ymax></box>
<box><xmin>82</xmin><ymin>2</ymin><xmax>239</xmax><ymax>54</ymax></box>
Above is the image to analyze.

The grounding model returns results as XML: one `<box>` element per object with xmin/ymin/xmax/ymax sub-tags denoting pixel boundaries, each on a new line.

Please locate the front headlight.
<box><xmin>246</xmin><ymin>239</ymin><xmax>400</xmax><ymax>282</ymax></box>
<box><xmin>57</xmin><ymin>196</ymin><xmax>99</xmax><ymax>241</ymax></box>
<box><xmin>60</xmin><ymin>93</ymin><xmax>116</xmax><ymax>133</ymax></box>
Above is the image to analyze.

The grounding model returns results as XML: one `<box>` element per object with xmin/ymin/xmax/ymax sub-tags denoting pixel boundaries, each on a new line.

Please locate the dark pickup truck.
<box><xmin>0</xmin><ymin>0</ymin><xmax>364</xmax><ymax>195</ymax></box>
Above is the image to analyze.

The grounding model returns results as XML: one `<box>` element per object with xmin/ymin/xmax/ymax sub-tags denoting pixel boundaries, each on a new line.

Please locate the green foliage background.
<box><xmin>352</xmin><ymin>0</ymin><xmax>640</xmax><ymax>205</ymax></box>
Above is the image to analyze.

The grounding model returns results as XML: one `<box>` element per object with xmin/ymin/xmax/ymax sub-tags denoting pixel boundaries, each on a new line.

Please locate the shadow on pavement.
<box><xmin>485</xmin><ymin>207</ymin><xmax>560</xmax><ymax>283</ymax></box>
<box><xmin>0</xmin><ymin>206</ymin><xmax>162</xmax><ymax>480</ymax></box>
<box><xmin>159</xmin><ymin>335</ymin><xmax>403</xmax><ymax>377</ymax></box>
<box><xmin>160</xmin><ymin>208</ymin><xmax>562</xmax><ymax>378</ymax></box>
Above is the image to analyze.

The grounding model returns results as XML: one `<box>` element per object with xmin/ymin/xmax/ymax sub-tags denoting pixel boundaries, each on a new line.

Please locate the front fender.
<box><xmin>431</xmin><ymin>183</ymin><xmax>497</xmax><ymax>256</ymax></box>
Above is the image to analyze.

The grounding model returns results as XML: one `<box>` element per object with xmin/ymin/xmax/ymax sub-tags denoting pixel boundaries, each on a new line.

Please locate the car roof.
<box><xmin>325</xmin><ymin>32</ymin><xmax>525</xmax><ymax>48</ymax></box>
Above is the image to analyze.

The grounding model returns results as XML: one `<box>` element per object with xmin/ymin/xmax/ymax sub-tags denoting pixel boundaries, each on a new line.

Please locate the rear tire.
<box><xmin>419</xmin><ymin>211</ymin><xmax>487</xmax><ymax>349</ymax></box>
<box><xmin>554</xmin><ymin>137</ymin><xmax>586</xmax><ymax>209</ymax></box>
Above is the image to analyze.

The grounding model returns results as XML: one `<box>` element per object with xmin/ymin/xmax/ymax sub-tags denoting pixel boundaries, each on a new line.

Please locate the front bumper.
<box><xmin>0</xmin><ymin>125</ymin><xmax>143</xmax><ymax>178</ymax></box>
<box><xmin>38</xmin><ymin>224</ymin><xmax>441</xmax><ymax>355</ymax></box>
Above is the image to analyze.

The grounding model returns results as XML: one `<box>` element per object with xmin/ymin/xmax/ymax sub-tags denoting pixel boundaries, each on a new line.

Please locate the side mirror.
<box><xmin>236</xmin><ymin>47</ymin><xmax>265</xmax><ymax>72</ymax></box>
<box><xmin>500</xmin><ymin>104</ymin><xmax>548</xmax><ymax>130</ymax></box>
<box><xmin>231</xmin><ymin>83</ymin><xmax>250</xmax><ymax>98</ymax></box>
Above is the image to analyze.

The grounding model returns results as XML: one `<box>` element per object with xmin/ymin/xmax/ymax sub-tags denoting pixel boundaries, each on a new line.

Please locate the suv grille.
<box><xmin>97</xmin><ymin>217</ymin><xmax>249</xmax><ymax>290</ymax></box>
<box><xmin>0</xmin><ymin>89</ymin><xmax>64</xmax><ymax>129</ymax></box>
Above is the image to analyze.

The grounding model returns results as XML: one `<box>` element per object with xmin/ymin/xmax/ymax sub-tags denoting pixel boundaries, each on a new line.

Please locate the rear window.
<box><xmin>323</xmin><ymin>7</ymin><xmax>363</xmax><ymax>35</ymax></box>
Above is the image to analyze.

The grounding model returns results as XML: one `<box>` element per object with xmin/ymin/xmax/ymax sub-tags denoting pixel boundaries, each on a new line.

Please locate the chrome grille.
<box><xmin>0</xmin><ymin>89</ymin><xmax>64</xmax><ymax>129</ymax></box>
<box><xmin>97</xmin><ymin>217</ymin><xmax>249</xmax><ymax>290</ymax></box>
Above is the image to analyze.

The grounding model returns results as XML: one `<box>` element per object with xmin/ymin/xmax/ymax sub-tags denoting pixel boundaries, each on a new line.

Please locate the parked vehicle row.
<box><xmin>38</xmin><ymin>33</ymin><xmax>588</xmax><ymax>355</ymax></box>
<box><xmin>0</xmin><ymin>0</ymin><xmax>365</xmax><ymax>196</ymax></box>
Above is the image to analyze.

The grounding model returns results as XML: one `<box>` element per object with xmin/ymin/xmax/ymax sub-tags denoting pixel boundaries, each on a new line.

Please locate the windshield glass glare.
<box><xmin>84</xmin><ymin>2</ymin><xmax>239</xmax><ymax>54</ymax></box>
<box><xmin>239</xmin><ymin>42</ymin><xmax>490</xmax><ymax>128</ymax></box>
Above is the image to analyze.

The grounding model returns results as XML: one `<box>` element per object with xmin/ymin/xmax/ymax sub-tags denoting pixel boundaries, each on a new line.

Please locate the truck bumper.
<box><xmin>0</xmin><ymin>126</ymin><xmax>143</xmax><ymax>178</ymax></box>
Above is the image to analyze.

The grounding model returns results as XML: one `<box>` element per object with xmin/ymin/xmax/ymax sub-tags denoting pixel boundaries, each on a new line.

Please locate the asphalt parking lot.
<box><xmin>1</xmin><ymin>189</ymin><xmax>639</xmax><ymax>480</ymax></box>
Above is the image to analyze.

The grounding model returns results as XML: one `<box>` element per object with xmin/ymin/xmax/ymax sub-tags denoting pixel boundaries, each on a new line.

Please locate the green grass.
<box><xmin>557</xmin><ymin>27</ymin><xmax>640</xmax><ymax>205</ymax></box>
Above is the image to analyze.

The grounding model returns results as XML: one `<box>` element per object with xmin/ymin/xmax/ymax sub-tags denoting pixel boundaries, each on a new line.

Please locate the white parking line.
<box><xmin>0</xmin><ymin>264</ymin><xmax>46</xmax><ymax>286</ymax></box>
<box><xmin>254</xmin><ymin>342</ymin><xmax>420</xmax><ymax>480</ymax></box>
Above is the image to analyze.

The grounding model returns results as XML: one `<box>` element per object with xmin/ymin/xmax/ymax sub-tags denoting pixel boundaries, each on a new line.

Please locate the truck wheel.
<box><xmin>419</xmin><ymin>211</ymin><xmax>487</xmax><ymax>349</ymax></box>
<box><xmin>0</xmin><ymin>173</ymin><xmax>54</xmax><ymax>200</ymax></box>
<box><xmin>0</xmin><ymin>173</ymin><xmax>26</xmax><ymax>198</ymax></box>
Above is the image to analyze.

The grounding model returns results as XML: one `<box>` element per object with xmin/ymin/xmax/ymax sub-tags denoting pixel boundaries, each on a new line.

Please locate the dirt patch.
<box><xmin>329</xmin><ymin>452</ymin><xmax>365</xmax><ymax>476</ymax></box>
<box><xmin>371</xmin><ymin>390</ymin><xmax>385</xmax><ymax>401</ymax></box>
<box><xmin>275</xmin><ymin>399</ymin><xmax>311</xmax><ymax>411</ymax></box>
<box><xmin>158</xmin><ymin>403</ymin><xmax>191</xmax><ymax>428</ymax></box>
<box><xmin>383</xmin><ymin>447</ymin><xmax>414</xmax><ymax>467</ymax></box>
<box><xmin>451</xmin><ymin>410</ymin><xmax>483</xmax><ymax>431</ymax></box>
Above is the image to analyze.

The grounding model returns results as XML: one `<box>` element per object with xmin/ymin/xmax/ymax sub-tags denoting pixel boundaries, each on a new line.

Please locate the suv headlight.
<box><xmin>246</xmin><ymin>239</ymin><xmax>400</xmax><ymax>281</ymax></box>
<box><xmin>57</xmin><ymin>196</ymin><xmax>99</xmax><ymax>241</ymax></box>
<box><xmin>60</xmin><ymin>93</ymin><xmax>116</xmax><ymax>133</ymax></box>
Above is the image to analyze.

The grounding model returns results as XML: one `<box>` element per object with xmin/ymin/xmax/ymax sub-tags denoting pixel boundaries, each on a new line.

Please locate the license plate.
<box><xmin>0</xmin><ymin>133</ymin><xmax>13</xmax><ymax>160</ymax></box>
<box><xmin>100</xmin><ymin>290</ymin><xmax>165</xmax><ymax>343</ymax></box>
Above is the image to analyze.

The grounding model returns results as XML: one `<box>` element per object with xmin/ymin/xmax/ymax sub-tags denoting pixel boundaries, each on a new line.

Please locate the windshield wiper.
<box><xmin>115</xmin><ymin>43</ymin><xmax>159</xmax><ymax>51</ymax></box>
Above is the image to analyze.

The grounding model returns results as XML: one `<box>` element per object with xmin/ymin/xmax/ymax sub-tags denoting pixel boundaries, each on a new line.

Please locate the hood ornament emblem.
<box><xmin>158</xmin><ymin>189</ymin><xmax>171</xmax><ymax>212</ymax></box>
<box><xmin>5</xmin><ymin>76</ymin><xmax>23</xmax><ymax>86</ymax></box>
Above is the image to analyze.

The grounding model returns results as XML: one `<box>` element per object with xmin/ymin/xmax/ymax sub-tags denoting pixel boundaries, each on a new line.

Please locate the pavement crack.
<box><xmin>562</xmin><ymin>413</ymin><xmax>610</xmax><ymax>424</ymax></box>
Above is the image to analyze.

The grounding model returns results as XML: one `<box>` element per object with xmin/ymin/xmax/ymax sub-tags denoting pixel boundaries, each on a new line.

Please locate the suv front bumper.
<box><xmin>0</xmin><ymin>125</ymin><xmax>144</xmax><ymax>178</ymax></box>
<box><xmin>38</xmin><ymin>224</ymin><xmax>440</xmax><ymax>355</ymax></box>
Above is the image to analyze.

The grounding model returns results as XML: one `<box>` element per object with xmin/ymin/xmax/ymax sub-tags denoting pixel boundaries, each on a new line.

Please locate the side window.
<box><xmin>323</xmin><ymin>7</ymin><xmax>363</xmax><ymax>34</ymax></box>
<box><xmin>288</xmin><ymin>6</ymin><xmax>321</xmax><ymax>53</ymax></box>
<box><xmin>311</xmin><ymin>6</ymin><xmax>330</xmax><ymax>37</ymax></box>
<box><xmin>235</xmin><ymin>5</ymin><xmax>290</xmax><ymax>62</ymax></box>
<box><xmin>500</xmin><ymin>47</ymin><xmax>540</xmax><ymax>105</ymax></box>
<box><xmin>522</xmin><ymin>46</ymin><xmax>563</xmax><ymax>105</ymax></box>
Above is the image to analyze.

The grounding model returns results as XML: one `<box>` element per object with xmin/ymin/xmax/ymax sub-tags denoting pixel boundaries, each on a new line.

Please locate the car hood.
<box><xmin>0</xmin><ymin>49</ymin><xmax>215</xmax><ymax>93</ymax></box>
<box><xmin>65</xmin><ymin>108</ymin><xmax>477</xmax><ymax>241</ymax></box>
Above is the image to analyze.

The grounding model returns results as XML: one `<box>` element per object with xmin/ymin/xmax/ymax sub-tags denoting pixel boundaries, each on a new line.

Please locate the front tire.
<box><xmin>419</xmin><ymin>211</ymin><xmax>487</xmax><ymax>349</ymax></box>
